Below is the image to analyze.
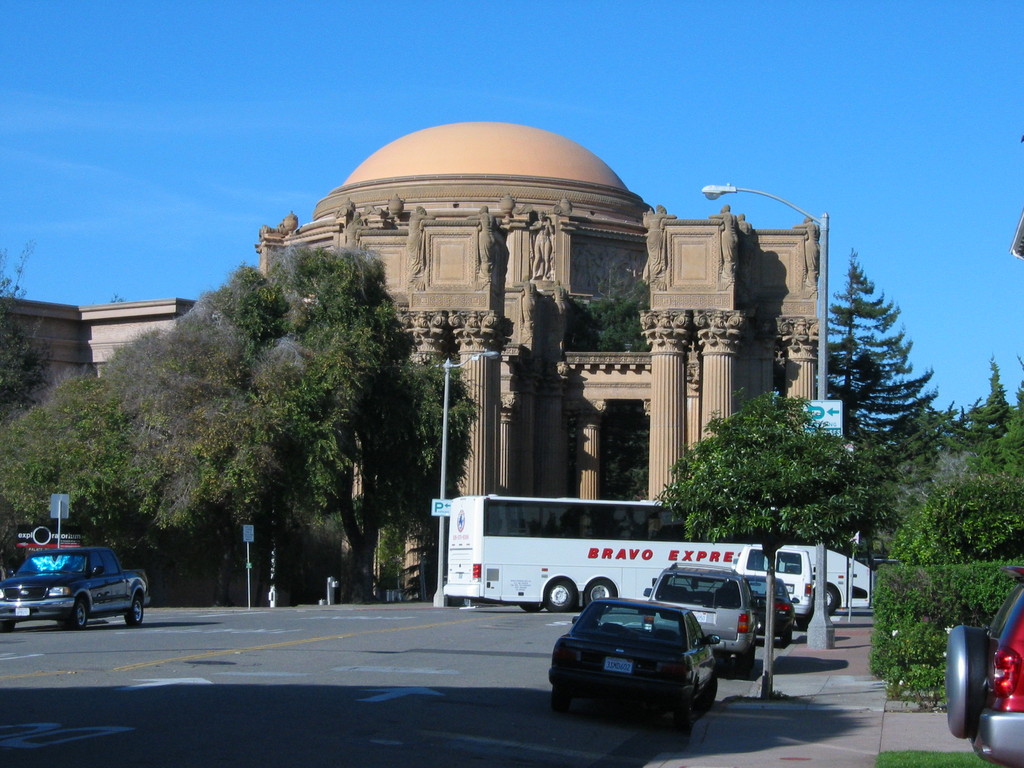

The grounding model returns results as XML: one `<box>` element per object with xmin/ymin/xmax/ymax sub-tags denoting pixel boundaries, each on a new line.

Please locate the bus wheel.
<box><xmin>543</xmin><ymin>579</ymin><xmax>579</xmax><ymax>612</ymax></box>
<box><xmin>826</xmin><ymin>584</ymin><xmax>842</xmax><ymax>615</ymax></box>
<box><xmin>583</xmin><ymin>578</ymin><xmax>617</xmax><ymax>605</ymax></box>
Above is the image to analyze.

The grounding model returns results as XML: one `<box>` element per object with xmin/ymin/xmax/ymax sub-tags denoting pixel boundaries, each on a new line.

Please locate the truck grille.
<box><xmin>2</xmin><ymin>586</ymin><xmax>48</xmax><ymax>601</ymax></box>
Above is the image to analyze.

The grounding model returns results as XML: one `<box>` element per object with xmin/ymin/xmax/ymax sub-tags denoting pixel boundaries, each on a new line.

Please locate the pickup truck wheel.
<box><xmin>125</xmin><ymin>592</ymin><xmax>145</xmax><ymax>626</ymax></box>
<box><xmin>66</xmin><ymin>598</ymin><xmax>89</xmax><ymax>630</ymax></box>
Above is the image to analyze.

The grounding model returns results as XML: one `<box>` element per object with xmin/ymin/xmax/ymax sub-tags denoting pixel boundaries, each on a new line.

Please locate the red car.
<box><xmin>947</xmin><ymin>565</ymin><xmax>1024</xmax><ymax>766</ymax></box>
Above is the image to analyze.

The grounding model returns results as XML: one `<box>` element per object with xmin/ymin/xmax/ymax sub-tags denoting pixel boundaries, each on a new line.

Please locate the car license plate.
<box><xmin>693</xmin><ymin>610</ymin><xmax>716</xmax><ymax>623</ymax></box>
<box><xmin>603</xmin><ymin>657</ymin><xmax>633</xmax><ymax>674</ymax></box>
<box><xmin>785</xmin><ymin>584</ymin><xmax>794</xmax><ymax>594</ymax></box>
<box><xmin>15</xmin><ymin>607</ymin><xmax>30</xmax><ymax>617</ymax></box>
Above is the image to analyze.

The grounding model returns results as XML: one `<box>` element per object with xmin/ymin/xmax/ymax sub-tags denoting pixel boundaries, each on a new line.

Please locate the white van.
<box><xmin>733</xmin><ymin>546</ymin><xmax>814</xmax><ymax>627</ymax></box>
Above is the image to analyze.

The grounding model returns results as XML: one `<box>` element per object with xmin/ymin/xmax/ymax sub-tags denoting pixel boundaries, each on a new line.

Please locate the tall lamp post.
<box><xmin>434</xmin><ymin>349</ymin><xmax>500</xmax><ymax>608</ymax></box>
<box><xmin>701</xmin><ymin>184</ymin><xmax>834</xmax><ymax>649</ymax></box>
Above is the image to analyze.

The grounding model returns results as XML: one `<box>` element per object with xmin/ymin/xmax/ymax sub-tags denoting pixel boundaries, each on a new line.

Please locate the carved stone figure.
<box><xmin>343</xmin><ymin>209</ymin><xmax>364</xmax><ymax>249</ymax></box>
<box><xmin>531</xmin><ymin>214</ymin><xmax>555</xmax><ymax>281</ymax></box>
<box><xmin>642</xmin><ymin>205</ymin><xmax>675</xmax><ymax>290</ymax></box>
<box><xmin>710</xmin><ymin>204</ymin><xmax>739</xmax><ymax>284</ymax></box>
<box><xmin>519</xmin><ymin>281</ymin><xmax>537</xmax><ymax>349</ymax></box>
<box><xmin>476</xmin><ymin>205</ymin><xmax>508</xmax><ymax>285</ymax></box>
<box><xmin>407</xmin><ymin>206</ymin><xmax>429</xmax><ymax>288</ymax></box>
<box><xmin>798</xmin><ymin>216</ymin><xmax>820</xmax><ymax>288</ymax></box>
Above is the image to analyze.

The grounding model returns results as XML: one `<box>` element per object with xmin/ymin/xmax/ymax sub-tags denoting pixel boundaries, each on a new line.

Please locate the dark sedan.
<box><xmin>548</xmin><ymin>598</ymin><xmax>719</xmax><ymax>731</ymax></box>
<box><xmin>744</xmin><ymin>575</ymin><xmax>796</xmax><ymax>646</ymax></box>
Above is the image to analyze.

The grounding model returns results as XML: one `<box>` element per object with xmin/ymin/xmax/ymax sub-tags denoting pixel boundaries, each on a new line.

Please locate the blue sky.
<box><xmin>2</xmin><ymin>1</ymin><xmax>1021</xmax><ymax>410</ymax></box>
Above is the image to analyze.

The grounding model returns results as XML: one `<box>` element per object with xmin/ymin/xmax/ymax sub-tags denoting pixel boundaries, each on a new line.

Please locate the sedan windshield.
<box><xmin>18</xmin><ymin>554</ymin><xmax>88</xmax><ymax>575</ymax></box>
<box><xmin>575</xmin><ymin>603</ymin><xmax>687</xmax><ymax>645</ymax></box>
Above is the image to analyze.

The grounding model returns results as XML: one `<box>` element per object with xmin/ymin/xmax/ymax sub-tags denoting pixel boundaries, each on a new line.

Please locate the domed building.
<box><xmin>256</xmin><ymin>122</ymin><xmax>823</xmax><ymax>500</ymax></box>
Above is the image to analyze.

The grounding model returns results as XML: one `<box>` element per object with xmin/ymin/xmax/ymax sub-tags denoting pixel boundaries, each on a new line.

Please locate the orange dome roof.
<box><xmin>342</xmin><ymin>122</ymin><xmax>627</xmax><ymax>190</ymax></box>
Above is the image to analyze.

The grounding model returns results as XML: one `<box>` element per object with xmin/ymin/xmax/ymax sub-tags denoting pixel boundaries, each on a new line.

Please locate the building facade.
<box><xmin>257</xmin><ymin>122</ymin><xmax>822</xmax><ymax>500</ymax></box>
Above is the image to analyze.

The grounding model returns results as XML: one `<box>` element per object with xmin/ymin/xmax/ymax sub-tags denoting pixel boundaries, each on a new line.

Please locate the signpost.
<box><xmin>807</xmin><ymin>400</ymin><xmax>843</xmax><ymax>435</ymax></box>
<box><xmin>50</xmin><ymin>494</ymin><xmax>70</xmax><ymax>548</ymax></box>
<box><xmin>242</xmin><ymin>525</ymin><xmax>255</xmax><ymax>609</ymax></box>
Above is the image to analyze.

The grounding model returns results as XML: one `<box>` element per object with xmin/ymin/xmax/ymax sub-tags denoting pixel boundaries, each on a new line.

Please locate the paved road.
<box><xmin>0</xmin><ymin>603</ymin><xmax>765</xmax><ymax>767</ymax></box>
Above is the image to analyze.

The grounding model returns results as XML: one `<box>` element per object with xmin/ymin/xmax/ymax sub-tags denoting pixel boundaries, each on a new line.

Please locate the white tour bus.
<box><xmin>443</xmin><ymin>495</ymin><xmax>844</xmax><ymax>614</ymax></box>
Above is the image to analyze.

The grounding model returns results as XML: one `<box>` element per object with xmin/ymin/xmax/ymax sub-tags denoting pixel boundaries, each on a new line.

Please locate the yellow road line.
<box><xmin>113</xmin><ymin>615</ymin><xmax>485</xmax><ymax>672</ymax></box>
<box><xmin>0</xmin><ymin>669</ymin><xmax>77</xmax><ymax>682</ymax></box>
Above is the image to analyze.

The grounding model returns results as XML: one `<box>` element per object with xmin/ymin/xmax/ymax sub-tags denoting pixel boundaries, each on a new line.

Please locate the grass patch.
<box><xmin>876</xmin><ymin>751</ymin><xmax>982</xmax><ymax>767</ymax></box>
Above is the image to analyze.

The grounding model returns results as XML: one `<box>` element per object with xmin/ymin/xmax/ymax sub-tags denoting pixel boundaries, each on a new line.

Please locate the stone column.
<box><xmin>641</xmin><ymin>310</ymin><xmax>691</xmax><ymax>499</ymax></box>
<box><xmin>686</xmin><ymin>350</ymin><xmax>702</xmax><ymax>448</ymax></box>
<box><xmin>780</xmin><ymin>316</ymin><xmax>818</xmax><ymax>400</ymax></box>
<box><xmin>575</xmin><ymin>400</ymin><xmax>605</xmax><ymax>500</ymax></box>
<box><xmin>498</xmin><ymin>394</ymin><xmax>516</xmax><ymax>494</ymax></box>
<box><xmin>513</xmin><ymin>366</ymin><xmax>537</xmax><ymax>496</ymax></box>
<box><xmin>695</xmin><ymin>310</ymin><xmax>746</xmax><ymax>432</ymax></box>
<box><xmin>451</xmin><ymin>310</ymin><xmax>505</xmax><ymax>496</ymax></box>
<box><xmin>535</xmin><ymin>362</ymin><xmax>568</xmax><ymax>497</ymax></box>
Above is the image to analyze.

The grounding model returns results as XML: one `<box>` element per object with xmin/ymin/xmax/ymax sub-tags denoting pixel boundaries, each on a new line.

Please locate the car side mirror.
<box><xmin>643</xmin><ymin>588</ymin><xmax>652</xmax><ymax>597</ymax></box>
<box><xmin>703</xmin><ymin>634</ymin><xmax>721</xmax><ymax>646</ymax></box>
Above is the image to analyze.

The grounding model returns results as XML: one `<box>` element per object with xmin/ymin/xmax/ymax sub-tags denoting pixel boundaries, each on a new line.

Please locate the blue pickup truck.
<box><xmin>0</xmin><ymin>547</ymin><xmax>149</xmax><ymax>632</ymax></box>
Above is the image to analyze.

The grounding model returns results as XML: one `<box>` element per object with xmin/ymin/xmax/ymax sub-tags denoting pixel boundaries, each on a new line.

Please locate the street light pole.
<box><xmin>701</xmin><ymin>184</ymin><xmax>834</xmax><ymax>649</ymax></box>
<box><xmin>433</xmin><ymin>349</ymin><xmax>500</xmax><ymax>608</ymax></box>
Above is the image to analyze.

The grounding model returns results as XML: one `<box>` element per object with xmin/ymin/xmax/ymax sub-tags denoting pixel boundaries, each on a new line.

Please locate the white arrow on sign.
<box><xmin>121</xmin><ymin>678</ymin><xmax>213</xmax><ymax>690</ymax></box>
<box><xmin>357</xmin><ymin>687</ymin><xmax>444</xmax><ymax>702</ymax></box>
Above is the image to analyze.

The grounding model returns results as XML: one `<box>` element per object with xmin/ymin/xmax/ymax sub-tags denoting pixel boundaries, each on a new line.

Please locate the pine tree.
<box><xmin>828</xmin><ymin>251</ymin><xmax>936</xmax><ymax>447</ymax></box>
<box><xmin>969</xmin><ymin>362</ymin><xmax>1024</xmax><ymax>473</ymax></box>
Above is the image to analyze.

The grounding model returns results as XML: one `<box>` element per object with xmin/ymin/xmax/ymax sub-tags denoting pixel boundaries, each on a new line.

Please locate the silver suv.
<box><xmin>645</xmin><ymin>564</ymin><xmax>756</xmax><ymax>676</ymax></box>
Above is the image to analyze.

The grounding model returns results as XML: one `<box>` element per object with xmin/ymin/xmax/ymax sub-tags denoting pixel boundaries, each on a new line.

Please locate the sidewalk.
<box><xmin>649</xmin><ymin>611</ymin><xmax>974</xmax><ymax>768</ymax></box>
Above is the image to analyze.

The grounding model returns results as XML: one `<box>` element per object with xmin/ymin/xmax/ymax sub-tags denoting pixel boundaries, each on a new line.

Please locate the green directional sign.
<box><xmin>807</xmin><ymin>400</ymin><xmax>843</xmax><ymax>435</ymax></box>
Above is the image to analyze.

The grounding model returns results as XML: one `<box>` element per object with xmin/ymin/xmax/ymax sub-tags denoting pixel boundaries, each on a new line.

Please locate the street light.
<box><xmin>433</xmin><ymin>349</ymin><xmax>501</xmax><ymax>608</ymax></box>
<box><xmin>701</xmin><ymin>184</ymin><xmax>834</xmax><ymax>650</ymax></box>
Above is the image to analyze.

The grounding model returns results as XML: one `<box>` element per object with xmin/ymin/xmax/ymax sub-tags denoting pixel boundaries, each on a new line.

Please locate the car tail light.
<box><xmin>551</xmin><ymin>643</ymin><xmax>579</xmax><ymax>665</ymax></box>
<box><xmin>774</xmin><ymin>601</ymin><xmax>790</xmax><ymax>613</ymax></box>
<box><xmin>738</xmin><ymin>612</ymin><xmax>751</xmax><ymax>634</ymax></box>
<box><xmin>804</xmin><ymin>583</ymin><xmax>813</xmax><ymax>598</ymax></box>
<box><xmin>993</xmin><ymin>647</ymin><xmax>1022</xmax><ymax>698</ymax></box>
<box><xmin>472</xmin><ymin>564</ymin><xmax>481</xmax><ymax>581</ymax></box>
<box><xmin>656</xmin><ymin>661</ymin><xmax>689</xmax><ymax>678</ymax></box>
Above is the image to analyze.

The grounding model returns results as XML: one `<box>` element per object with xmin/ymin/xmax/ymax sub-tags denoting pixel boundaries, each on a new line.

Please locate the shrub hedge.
<box><xmin>870</xmin><ymin>561</ymin><xmax>1015</xmax><ymax>702</ymax></box>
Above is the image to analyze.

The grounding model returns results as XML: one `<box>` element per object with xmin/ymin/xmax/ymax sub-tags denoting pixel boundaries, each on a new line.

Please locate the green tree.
<box><xmin>0</xmin><ymin>377</ymin><xmax>154</xmax><ymax>560</ymax></box>
<box><xmin>0</xmin><ymin>244</ymin><xmax>46</xmax><ymax>421</ymax></box>
<box><xmin>268</xmin><ymin>247</ymin><xmax>474</xmax><ymax>602</ymax></box>
<box><xmin>963</xmin><ymin>361</ymin><xmax>1013</xmax><ymax>471</ymax></box>
<box><xmin>660</xmin><ymin>393</ymin><xmax>888</xmax><ymax>697</ymax></box>
<box><xmin>892</xmin><ymin>472</ymin><xmax>1024</xmax><ymax>565</ymax></box>
<box><xmin>829</xmin><ymin>251</ymin><xmax>935</xmax><ymax>448</ymax></box>
<box><xmin>104</xmin><ymin>271</ymin><xmax>294</xmax><ymax>603</ymax></box>
<box><xmin>566</xmin><ymin>281</ymin><xmax>649</xmax><ymax>353</ymax></box>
